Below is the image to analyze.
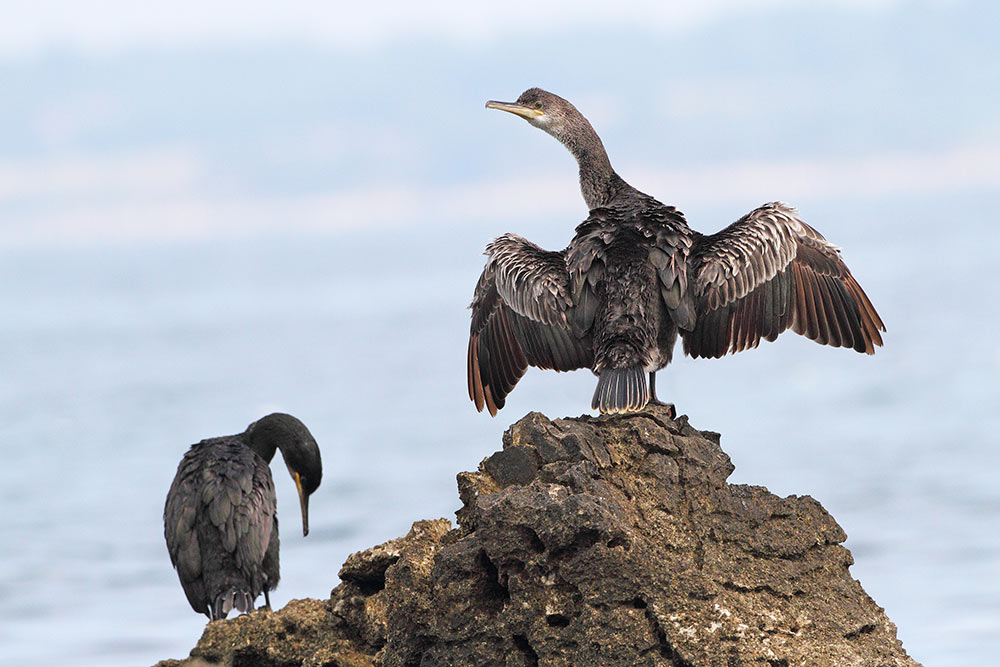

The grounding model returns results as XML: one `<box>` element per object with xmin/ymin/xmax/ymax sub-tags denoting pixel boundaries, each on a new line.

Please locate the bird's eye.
<box><xmin>534</xmin><ymin>102</ymin><xmax>542</xmax><ymax>110</ymax></box>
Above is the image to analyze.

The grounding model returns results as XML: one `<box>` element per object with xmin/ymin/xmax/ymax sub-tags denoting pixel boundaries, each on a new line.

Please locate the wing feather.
<box><xmin>817</xmin><ymin>274</ymin><xmax>843</xmax><ymax>348</ymax></box>
<box><xmin>683</xmin><ymin>202</ymin><xmax>884</xmax><ymax>358</ymax></box>
<box><xmin>468</xmin><ymin>234</ymin><xmax>594</xmax><ymax>415</ymax></box>
<box><xmin>761</xmin><ymin>274</ymin><xmax>777</xmax><ymax>341</ymax></box>
<box><xmin>164</xmin><ymin>438</ymin><xmax>275</xmax><ymax>615</ymax></box>
<box><xmin>165</xmin><ymin>450</ymin><xmax>205</xmax><ymax>584</ymax></box>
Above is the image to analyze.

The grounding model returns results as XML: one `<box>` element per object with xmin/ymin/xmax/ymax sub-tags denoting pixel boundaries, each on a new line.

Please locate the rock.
<box><xmin>153</xmin><ymin>598</ymin><xmax>370</xmax><ymax>667</ymax></box>
<box><xmin>157</xmin><ymin>408</ymin><xmax>918</xmax><ymax>666</ymax></box>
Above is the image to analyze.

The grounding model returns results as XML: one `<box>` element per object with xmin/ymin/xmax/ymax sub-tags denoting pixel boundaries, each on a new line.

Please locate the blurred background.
<box><xmin>1</xmin><ymin>1</ymin><xmax>997</xmax><ymax>664</ymax></box>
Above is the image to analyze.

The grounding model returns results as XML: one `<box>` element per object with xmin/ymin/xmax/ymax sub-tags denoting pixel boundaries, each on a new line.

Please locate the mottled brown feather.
<box><xmin>683</xmin><ymin>202</ymin><xmax>884</xmax><ymax>359</ymax></box>
<box><xmin>468</xmin><ymin>234</ymin><xmax>593</xmax><ymax>415</ymax></box>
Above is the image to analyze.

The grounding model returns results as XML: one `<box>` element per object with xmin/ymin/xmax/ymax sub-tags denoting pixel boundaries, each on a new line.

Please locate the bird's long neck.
<box><xmin>559</xmin><ymin>117</ymin><xmax>622</xmax><ymax>210</ymax></box>
<box><xmin>245</xmin><ymin>420</ymin><xmax>278</xmax><ymax>464</ymax></box>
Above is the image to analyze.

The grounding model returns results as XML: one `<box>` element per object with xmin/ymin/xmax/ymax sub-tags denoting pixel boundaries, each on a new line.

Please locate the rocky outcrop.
<box><xmin>157</xmin><ymin>407</ymin><xmax>917</xmax><ymax>666</ymax></box>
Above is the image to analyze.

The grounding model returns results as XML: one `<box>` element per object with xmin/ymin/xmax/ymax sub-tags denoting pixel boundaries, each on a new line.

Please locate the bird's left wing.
<box><xmin>468</xmin><ymin>233</ymin><xmax>593</xmax><ymax>415</ymax></box>
<box><xmin>164</xmin><ymin>450</ymin><xmax>205</xmax><ymax>586</ymax></box>
<box><xmin>682</xmin><ymin>202</ymin><xmax>884</xmax><ymax>358</ymax></box>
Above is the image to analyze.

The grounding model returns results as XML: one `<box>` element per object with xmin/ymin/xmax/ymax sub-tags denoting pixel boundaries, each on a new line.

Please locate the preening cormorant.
<box><xmin>164</xmin><ymin>413</ymin><xmax>322</xmax><ymax>620</ymax></box>
<box><xmin>469</xmin><ymin>88</ymin><xmax>885</xmax><ymax>416</ymax></box>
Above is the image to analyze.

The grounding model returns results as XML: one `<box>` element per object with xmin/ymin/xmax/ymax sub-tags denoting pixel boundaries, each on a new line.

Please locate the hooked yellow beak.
<box><xmin>485</xmin><ymin>100</ymin><xmax>543</xmax><ymax>120</ymax></box>
<box><xmin>293</xmin><ymin>471</ymin><xmax>310</xmax><ymax>537</ymax></box>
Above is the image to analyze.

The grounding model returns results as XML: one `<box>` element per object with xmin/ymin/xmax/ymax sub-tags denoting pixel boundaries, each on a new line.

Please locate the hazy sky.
<box><xmin>1</xmin><ymin>0</ymin><xmax>995</xmax><ymax>247</ymax></box>
<box><xmin>0</xmin><ymin>1</ymin><xmax>901</xmax><ymax>57</ymax></box>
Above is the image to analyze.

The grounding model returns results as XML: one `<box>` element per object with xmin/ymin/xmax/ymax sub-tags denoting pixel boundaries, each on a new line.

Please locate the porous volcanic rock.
<box><xmin>157</xmin><ymin>407</ymin><xmax>918</xmax><ymax>667</ymax></box>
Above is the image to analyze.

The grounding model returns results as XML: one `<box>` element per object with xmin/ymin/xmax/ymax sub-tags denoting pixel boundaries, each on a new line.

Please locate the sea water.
<box><xmin>0</xmin><ymin>195</ymin><xmax>997</xmax><ymax>666</ymax></box>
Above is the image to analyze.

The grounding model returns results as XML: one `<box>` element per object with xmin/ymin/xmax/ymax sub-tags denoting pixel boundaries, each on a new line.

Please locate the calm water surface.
<box><xmin>0</xmin><ymin>196</ymin><xmax>997</xmax><ymax>666</ymax></box>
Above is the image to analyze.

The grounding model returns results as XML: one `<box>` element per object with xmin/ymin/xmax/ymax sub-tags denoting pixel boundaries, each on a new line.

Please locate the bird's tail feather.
<box><xmin>211</xmin><ymin>588</ymin><xmax>254</xmax><ymax>620</ymax></box>
<box><xmin>592</xmin><ymin>366</ymin><xmax>648</xmax><ymax>414</ymax></box>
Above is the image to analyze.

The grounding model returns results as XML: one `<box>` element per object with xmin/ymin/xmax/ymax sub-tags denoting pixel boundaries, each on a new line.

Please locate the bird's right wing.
<box><xmin>468</xmin><ymin>233</ymin><xmax>593</xmax><ymax>415</ymax></box>
<box><xmin>229</xmin><ymin>460</ymin><xmax>276</xmax><ymax>575</ymax></box>
<box><xmin>682</xmin><ymin>202</ymin><xmax>884</xmax><ymax>358</ymax></box>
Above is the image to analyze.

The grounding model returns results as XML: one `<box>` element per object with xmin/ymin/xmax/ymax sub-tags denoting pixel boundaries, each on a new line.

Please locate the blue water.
<box><xmin>0</xmin><ymin>194</ymin><xmax>997</xmax><ymax>666</ymax></box>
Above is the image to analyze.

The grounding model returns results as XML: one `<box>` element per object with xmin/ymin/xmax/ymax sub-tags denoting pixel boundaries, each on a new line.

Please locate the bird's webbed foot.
<box><xmin>645</xmin><ymin>399</ymin><xmax>676</xmax><ymax>419</ymax></box>
<box><xmin>647</xmin><ymin>372</ymin><xmax>676</xmax><ymax>419</ymax></box>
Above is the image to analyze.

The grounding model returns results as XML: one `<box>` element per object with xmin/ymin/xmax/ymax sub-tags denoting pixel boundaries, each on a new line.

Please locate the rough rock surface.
<box><xmin>156</xmin><ymin>408</ymin><xmax>918</xmax><ymax>666</ymax></box>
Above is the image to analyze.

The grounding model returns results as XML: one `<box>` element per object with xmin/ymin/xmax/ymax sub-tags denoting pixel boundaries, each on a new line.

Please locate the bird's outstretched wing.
<box><xmin>468</xmin><ymin>233</ymin><xmax>593</xmax><ymax>415</ymax></box>
<box><xmin>682</xmin><ymin>202</ymin><xmax>884</xmax><ymax>359</ymax></box>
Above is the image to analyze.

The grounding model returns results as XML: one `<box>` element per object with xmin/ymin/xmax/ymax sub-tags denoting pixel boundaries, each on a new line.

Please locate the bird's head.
<box><xmin>247</xmin><ymin>412</ymin><xmax>323</xmax><ymax>537</ymax></box>
<box><xmin>486</xmin><ymin>88</ymin><xmax>589</xmax><ymax>145</ymax></box>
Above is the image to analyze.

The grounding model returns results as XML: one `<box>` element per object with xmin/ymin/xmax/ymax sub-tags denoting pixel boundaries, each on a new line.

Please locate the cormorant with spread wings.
<box><xmin>468</xmin><ymin>88</ymin><xmax>884</xmax><ymax>416</ymax></box>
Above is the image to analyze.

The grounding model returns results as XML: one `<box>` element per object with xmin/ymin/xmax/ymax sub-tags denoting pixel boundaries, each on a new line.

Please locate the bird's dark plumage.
<box><xmin>164</xmin><ymin>413</ymin><xmax>322</xmax><ymax>620</ymax></box>
<box><xmin>470</xmin><ymin>88</ymin><xmax>885</xmax><ymax>415</ymax></box>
